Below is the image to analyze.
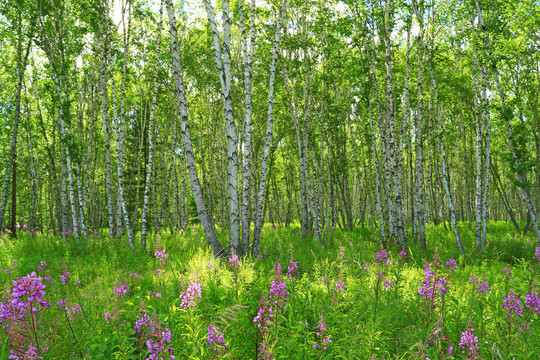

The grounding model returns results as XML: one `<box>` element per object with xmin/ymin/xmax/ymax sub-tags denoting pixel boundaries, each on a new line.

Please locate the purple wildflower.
<box><xmin>313</xmin><ymin>315</ymin><xmax>331</xmax><ymax>351</ymax></box>
<box><xmin>501</xmin><ymin>293</ymin><xmax>524</xmax><ymax>317</ymax></box>
<box><xmin>335</xmin><ymin>280</ymin><xmax>346</xmax><ymax>292</ymax></box>
<box><xmin>445</xmin><ymin>259</ymin><xmax>457</xmax><ymax>271</ymax></box>
<box><xmin>60</xmin><ymin>271</ymin><xmax>70</xmax><ymax>285</ymax></box>
<box><xmin>180</xmin><ymin>282</ymin><xmax>201</xmax><ymax>309</ymax></box>
<box><xmin>375</xmin><ymin>249</ymin><xmax>389</xmax><ymax>264</ymax></box>
<box><xmin>155</xmin><ymin>249</ymin><xmax>168</xmax><ymax>263</ymax></box>
<box><xmin>229</xmin><ymin>254</ymin><xmax>240</xmax><ymax>270</ymax></box>
<box><xmin>206</xmin><ymin>325</ymin><xmax>227</xmax><ymax>355</ymax></box>
<box><xmin>525</xmin><ymin>292</ymin><xmax>540</xmax><ymax>315</ymax></box>
<box><xmin>458</xmin><ymin>328</ymin><xmax>480</xmax><ymax>359</ymax></box>
<box><xmin>287</xmin><ymin>257</ymin><xmax>298</xmax><ymax>278</ymax></box>
<box><xmin>114</xmin><ymin>283</ymin><xmax>129</xmax><ymax>299</ymax></box>
<box><xmin>269</xmin><ymin>280</ymin><xmax>289</xmax><ymax>308</ymax></box>
<box><xmin>534</xmin><ymin>247</ymin><xmax>540</xmax><ymax>261</ymax></box>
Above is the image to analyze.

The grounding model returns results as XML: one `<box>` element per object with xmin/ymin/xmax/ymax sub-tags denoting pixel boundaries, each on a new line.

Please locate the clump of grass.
<box><xmin>0</xmin><ymin>222</ymin><xmax>539</xmax><ymax>359</ymax></box>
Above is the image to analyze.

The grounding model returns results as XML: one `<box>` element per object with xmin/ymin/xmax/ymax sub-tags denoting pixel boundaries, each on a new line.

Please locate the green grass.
<box><xmin>0</xmin><ymin>221</ymin><xmax>539</xmax><ymax>359</ymax></box>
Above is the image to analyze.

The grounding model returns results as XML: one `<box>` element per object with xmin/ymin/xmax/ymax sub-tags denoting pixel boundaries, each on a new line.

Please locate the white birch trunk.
<box><xmin>203</xmin><ymin>0</ymin><xmax>240</xmax><ymax>254</ymax></box>
<box><xmin>239</xmin><ymin>0</ymin><xmax>256</xmax><ymax>256</ymax></box>
<box><xmin>166</xmin><ymin>0</ymin><xmax>225</xmax><ymax>257</ymax></box>
<box><xmin>0</xmin><ymin>36</ymin><xmax>31</xmax><ymax>229</ymax></box>
<box><xmin>471</xmin><ymin>40</ymin><xmax>484</xmax><ymax>250</ymax></box>
<box><xmin>141</xmin><ymin>4</ymin><xmax>162</xmax><ymax>246</ymax></box>
<box><xmin>412</xmin><ymin>0</ymin><xmax>427</xmax><ymax>250</ymax></box>
<box><xmin>98</xmin><ymin>15</ymin><xmax>115</xmax><ymax>236</ymax></box>
<box><xmin>252</xmin><ymin>0</ymin><xmax>286</xmax><ymax>256</ymax></box>
<box><xmin>383</xmin><ymin>0</ymin><xmax>406</xmax><ymax>249</ymax></box>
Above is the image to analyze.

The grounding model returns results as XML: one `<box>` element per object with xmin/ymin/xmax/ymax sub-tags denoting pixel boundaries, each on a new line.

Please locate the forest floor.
<box><xmin>1</xmin><ymin>221</ymin><xmax>539</xmax><ymax>359</ymax></box>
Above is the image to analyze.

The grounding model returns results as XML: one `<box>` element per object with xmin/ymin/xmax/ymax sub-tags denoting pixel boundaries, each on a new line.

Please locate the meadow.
<box><xmin>1</xmin><ymin>222</ymin><xmax>539</xmax><ymax>359</ymax></box>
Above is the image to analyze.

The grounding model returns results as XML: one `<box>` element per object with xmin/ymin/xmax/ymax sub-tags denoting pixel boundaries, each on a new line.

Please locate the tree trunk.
<box><xmin>252</xmin><ymin>0</ymin><xmax>286</xmax><ymax>256</ymax></box>
<box><xmin>166</xmin><ymin>0</ymin><xmax>225</xmax><ymax>257</ymax></box>
<box><xmin>204</xmin><ymin>0</ymin><xmax>241</xmax><ymax>254</ymax></box>
<box><xmin>0</xmin><ymin>33</ymin><xmax>31</xmax><ymax>230</ymax></box>
<box><xmin>98</xmin><ymin>13</ymin><xmax>115</xmax><ymax>237</ymax></box>
<box><xmin>239</xmin><ymin>0</ymin><xmax>256</xmax><ymax>257</ymax></box>
<box><xmin>140</xmin><ymin>4</ymin><xmax>162</xmax><ymax>247</ymax></box>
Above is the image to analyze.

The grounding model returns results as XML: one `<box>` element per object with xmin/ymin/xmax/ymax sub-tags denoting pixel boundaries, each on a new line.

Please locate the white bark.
<box><xmin>252</xmin><ymin>0</ymin><xmax>287</xmax><ymax>256</ymax></box>
<box><xmin>412</xmin><ymin>0</ymin><xmax>426</xmax><ymax>250</ymax></box>
<box><xmin>141</xmin><ymin>3</ymin><xmax>162</xmax><ymax>246</ymax></box>
<box><xmin>383</xmin><ymin>0</ymin><xmax>406</xmax><ymax>249</ymax></box>
<box><xmin>0</xmin><ymin>36</ymin><xmax>31</xmax><ymax>229</ymax></box>
<box><xmin>98</xmin><ymin>14</ymin><xmax>115</xmax><ymax>236</ymax></box>
<box><xmin>166</xmin><ymin>0</ymin><xmax>225</xmax><ymax>257</ymax></box>
<box><xmin>203</xmin><ymin>0</ymin><xmax>240</xmax><ymax>254</ymax></box>
<box><xmin>239</xmin><ymin>0</ymin><xmax>256</xmax><ymax>256</ymax></box>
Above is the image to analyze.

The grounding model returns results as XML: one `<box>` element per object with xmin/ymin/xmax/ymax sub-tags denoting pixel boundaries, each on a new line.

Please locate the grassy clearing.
<box><xmin>0</xmin><ymin>221</ymin><xmax>539</xmax><ymax>359</ymax></box>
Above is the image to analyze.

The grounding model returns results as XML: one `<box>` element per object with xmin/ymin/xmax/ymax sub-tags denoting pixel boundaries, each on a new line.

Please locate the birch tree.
<box><xmin>203</xmin><ymin>0</ymin><xmax>241</xmax><ymax>254</ymax></box>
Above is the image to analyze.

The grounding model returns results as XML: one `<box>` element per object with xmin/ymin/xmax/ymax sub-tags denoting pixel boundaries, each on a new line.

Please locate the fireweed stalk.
<box><xmin>206</xmin><ymin>324</ymin><xmax>227</xmax><ymax>359</ymax></box>
<box><xmin>498</xmin><ymin>290</ymin><xmax>536</xmax><ymax>357</ymax></box>
<box><xmin>312</xmin><ymin>315</ymin><xmax>331</xmax><ymax>352</ymax></box>
<box><xmin>253</xmin><ymin>263</ymin><xmax>289</xmax><ymax>359</ymax></box>
<box><xmin>372</xmin><ymin>248</ymin><xmax>392</xmax><ymax>322</ymax></box>
<box><xmin>0</xmin><ymin>272</ymin><xmax>55</xmax><ymax>359</ymax></box>
<box><xmin>416</xmin><ymin>316</ymin><xmax>453</xmax><ymax>360</ymax></box>
<box><xmin>179</xmin><ymin>280</ymin><xmax>203</xmax><ymax>357</ymax></box>
<box><xmin>469</xmin><ymin>274</ymin><xmax>489</xmax><ymax>337</ymax></box>
<box><xmin>229</xmin><ymin>253</ymin><xmax>240</xmax><ymax>300</ymax></box>
<box><xmin>133</xmin><ymin>310</ymin><xmax>175</xmax><ymax>360</ymax></box>
<box><xmin>57</xmin><ymin>299</ymin><xmax>84</xmax><ymax>357</ymax></box>
<box><xmin>417</xmin><ymin>249</ymin><xmax>449</xmax><ymax>326</ymax></box>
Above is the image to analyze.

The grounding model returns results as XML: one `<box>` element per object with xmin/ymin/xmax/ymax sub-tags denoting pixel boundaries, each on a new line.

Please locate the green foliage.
<box><xmin>0</xmin><ymin>222</ymin><xmax>539</xmax><ymax>359</ymax></box>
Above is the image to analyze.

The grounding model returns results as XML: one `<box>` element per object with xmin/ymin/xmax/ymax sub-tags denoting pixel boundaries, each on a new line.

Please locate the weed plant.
<box><xmin>0</xmin><ymin>221</ymin><xmax>539</xmax><ymax>359</ymax></box>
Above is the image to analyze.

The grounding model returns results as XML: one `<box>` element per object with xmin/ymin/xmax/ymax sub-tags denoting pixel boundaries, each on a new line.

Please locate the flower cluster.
<box><xmin>229</xmin><ymin>254</ymin><xmax>240</xmax><ymax>270</ymax></box>
<box><xmin>445</xmin><ymin>259</ymin><xmax>457</xmax><ymax>271</ymax></box>
<box><xmin>180</xmin><ymin>282</ymin><xmax>201</xmax><ymax>309</ymax></box>
<box><xmin>36</xmin><ymin>261</ymin><xmax>47</xmax><ymax>272</ymax></box>
<box><xmin>0</xmin><ymin>273</ymin><xmax>52</xmax><ymax>359</ymax></box>
<box><xmin>57</xmin><ymin>299</ymin><xmax>82</xmax><ymax>320</ymax></box>
<box><xmin>502</xmin><ymin>267</ymin><xmax>512</xmax><ymax>282</ymax></box>
<box><xmin>102</xmin><ymin>308</ymin><xmax>125</xmax><ymax>325</ymax></box>
<box><xmin>339</xmin><ymin>246</ymin><xmax>345</xmax><ymax>258</ymax></box>
<box><xmin>155</xmin><ymin>249</ymin><xmax>168</xmax><ymax>263</ymax></box>
<box><xmin>60</xmin><ymin>271</ymin><xmax>70</xmax><ymax>285</ymax></box>
<box><xmin>398</xmin><ymin>250</ymin><xmax>407</xmax><ymax>261</ymax></box>
<box><xmin>114</xmin><ymin>283</ymin><xmax>129</xmax><ymax>299</ymax></box>
<box><xmin>206</xmin><ymin>325</ymin><xmax>227</xmax><ymax>356</ymax></box>
<box><xmin>470</xmin><ymin>275</ymin><xmax>489</xmax><ymax>296</ymax></box>
<box><xmin>133</xmin><ymin>312</ymin><xmax>175</xmax><ymax>360</ymax></box>
<box><xmin>533</xmin><ymin>247</ymin><xmax>540</xmax><ymax>262</ymax></box>
<box><xmin>418</xmin><ymin>262</ymin><xmax>448</xmax><ymax>299</ymax></box>
<box><xmin>501</xmin><ymin>293</ymin><xmax>524</xmax><ymax>318</ymax></box>
<box><xmin>384</xmin><ymin>280</ymin><xmax>394</xmax><ymax>290</ymax></box>
<box><xmin>11</xmin><ymin>272</ymin><xmax>50</xmax><ymax>313</ymax></box>
<box><xmin>525</xmin><ymin>291</ymin><xmax>540</xmax><ymax>315</ymax></box>
<box><xmin>335</xmin><ymin>280</ymin><xmax>346</xmax><ymax>292</ymax></box>
<box><xmin>313</xmin><ymin>315</ymin><xmax>331</xmax><ymax>350</ymax></box>
<box><xmin>269</xmin><ymin>280</ymin><xmax>289</xmax><ymax>308</ymax></box>
<box><xmin>287</xmin><ymin>257</ymin><xmax>298</xmax><ymax>278</ymax></box>
<box><xmin>253</xmin><ymin>294</ymin><xmax>274</xmax><ymax>332</ymax></box>
<box><xmin>458</xmin><ymin>328</ymin><xmax>480</xmax><ymax>359</ymax></box>
<box><xmin>375</xmin><ymin>249</ymin><xmax>390</xmax><ymax>264</ymax></box>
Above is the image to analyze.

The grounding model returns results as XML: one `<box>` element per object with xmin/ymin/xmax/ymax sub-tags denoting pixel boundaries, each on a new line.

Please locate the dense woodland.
<box><xmin>2</xmin><ymin>1</ymin><xmax>540</xmax><ymax>359</ymax></box>
<box><xmin>1</xmin><ymin>0</ymin><xmax>540</xmax><ymax>255</ymax></box>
